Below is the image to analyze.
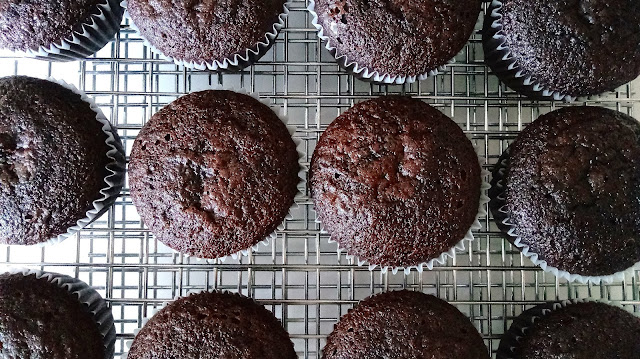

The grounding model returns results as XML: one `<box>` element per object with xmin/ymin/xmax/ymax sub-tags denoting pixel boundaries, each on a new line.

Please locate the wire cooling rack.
<box><xmin>1</xmin><ymin>2</ymin><xmax>639</xmax><ymax>358</ymax></box>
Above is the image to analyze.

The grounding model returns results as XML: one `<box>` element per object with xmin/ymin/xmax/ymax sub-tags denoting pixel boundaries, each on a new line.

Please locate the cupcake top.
<box><xmin>127</xmin><ymin>0</ymin><xmax>286</xmax><ymax>64</ymax></box>
<box><xmin>0</xmin><ymin>0</ymin><xmax>105</xmax><ymax>51</ymax></box>
<box><xmin>484</xmin><ymin>0</ymin><xmax>640</xmax><ymax>98</ymax></box>
<box><xmin>312</xmin><ymin>0</ymin><xmax>481</xmax><ymax>78</ymax></box>
<box><xmin>323</xmin><ymin>290</ymin><xmax>488</xmax><ymax>358</ymax></box>
<box><xmin>0</xmin><ymin>76</ymin><xmax>111</xmax><ymax>246</ymax></box>
<box><xmin>129</xmin><ymin>90</ymin><xmax>299</xmax><ymax>259</ymax></box>
<box><xmin>127</xmin><ymin>291</ymin><xmax>297</xmax><ymax>359</ymax></box>
<box><xmin>499</xmin><ymin>301</ymin><xmax>640</xmax><ymax>359</ymax></box>
<box><xmin>0</xmin><ymin>272</ymin><xmax>105</xmax><ymax>359</ymax></box>
<box><xmin>310</xmin><ymin>96</ymin><xmax>480</xmax><ymax>268</ymax></box>
<box><xmin>501</xmin><ymin>106</ymin><xmax>640</xmax><ymax>276</ymax></box>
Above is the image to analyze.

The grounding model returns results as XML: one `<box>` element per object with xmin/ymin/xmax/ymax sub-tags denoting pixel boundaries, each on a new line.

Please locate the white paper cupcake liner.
<box><xmin>142</xmin><ymin>87</ymin><xmax>304</xmax><ymax>263</ymax></box>
<box><xmin>11</xmin><ymin>0</ymin><xmax>123</xmax><ymax>61</ymax></box>
<box><xmin>122</xmin><ymin>1</ymin><xmax>290</xmax><ymax>71</ymax></box>
<box><xmin>496</xmin><ymin>298</ymin><xmax>640</xmax><ymax>359</ymax></box>
<box><xmin>21</xmin><ymin>78</ymin><xmax>126</xmax><ymax>248</ymax></box>
<box><xmin>2</xmin><ymin>268</ymin><xmax>116</xmax><ymax>359</ymax></box>
<box><xmin>489</xmin><ymin>147</ymin><xmax>640</xmax><ymax>284</ymax></box>
<box><xmin>123</xmin><ymin>290</ymin><xmax>286</xmax><ymax>358</ymax></box>
<box><xmin>316</xmin><ymin>155</ymin><xmax>490</xmax><ymax>275</ymax></box>
<box><xmin>482</xmin><ymin>0</ymin><xmax>575</xmax><ymax>102</ymax></box>
<box><xmin>307</xmin><ymin>0</ymin><xmax>452</xmax><ymax>85</ymax></box>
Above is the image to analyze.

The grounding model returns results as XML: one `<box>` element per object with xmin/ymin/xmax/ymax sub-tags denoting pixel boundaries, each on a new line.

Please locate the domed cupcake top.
<box><xmin>484</xmin><ymin>0</ymin><xmax>640</xmax><ymax>98</ymax></box>
<box><xmin>127</xmin><ymin>291</ymin><xmax>297</xmax><ymax>359</ymax></box>
<box><xmin>323</xmin><ymin>290</ymin><xmax>489</xmax><ymax>358</ymax></box>
<box><xmin>502</xmin><ymin>106</ymin><xmax>640</xmax><ymax>276</ymax></box>
<box><xmin>127</xmin><ymin>0</ymin><xmax>286</xmax><ymax>64</ymax></box>
<box><xmin>0</xmin><ymin>76</ymin><xmax>112</xmax><ymax>246</ymax></box>
<box><xmin>498</xmin><ymin>301</ymin><xmax>640</xmax><ymax>359</ymax></box>
<box><xmin>312</xmin><ymin>0</ymin><xmax>481</xmax><ymax>78</ymax></box>
<box><xmin>129</xmin><ymin>90</ymin><xmax>299</xmax><ymax>259</ymax></box>
<box><xmin>0</xmin><ymin>0</ymin><xmax>106</xmax><ymax>51</ymax></box>
<box><xmin>310</xmin><ymin>96</ymin><xmax>481</xmax><ymax>268</ymax></box>
<box><xmin>0</xmin><ymin>272</ymin><xmax>106</xmax><ymax>359</ymax></box>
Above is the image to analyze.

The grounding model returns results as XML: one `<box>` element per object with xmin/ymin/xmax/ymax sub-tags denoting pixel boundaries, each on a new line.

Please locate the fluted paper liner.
<box><xmin>2</xmin><ymin>268</ymin><xmax>116</xmax><ymax>359</ymax></box>
<box><xmin>11</xmin><ymin>0</ymin><xmax>123</xmax><ymax>61</ymax></box>
<box><xmin>138</xmin><ymin>87</ymin><xmax>304</xmax><ymax>263</ymax></box>
<box><xmin>316</xmin><ymin>155</ymin><xmax>490</xmax><ymax>275</ymax></box>
<box><xmin>496</xmin><ymin>298</ymin><xmax>640</xmax><ymax>359</ymax></box>
<box><xmin>122</xmin><ymin>1</ymin><xmax>290</xmax><ymax>71</ymax></box>
<box><xmin>25</xmin><ymin>78</ymin><xmax>125</xmax><ymax>248</ymax></box>
<box><xmin>483</xmin><ymin>0</ymin><xmax>576</xmax><ymax>102</ymax></box>
<box><xmin>307</xmin><ymin>0</ymin><xmax>453</xmax><ymax>85</ymax></box>
<box><xmin>489</xmin><ymin>147</ymin><xmax>640</xmax><ymax>284</ymax></box>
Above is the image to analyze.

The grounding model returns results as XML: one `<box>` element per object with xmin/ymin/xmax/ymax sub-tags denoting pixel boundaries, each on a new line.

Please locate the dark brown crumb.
<box><xmin>310</xmin><ymin>96</ymin><xmax>481</xmax><ymax>268</ymax></box>
<box><xmin>0</xmin><ymin>272</ymin><xmax>105</xmax><ymax>359</ymax></box>
<box><xmin>127</xmin><ymin>291</ymin><xmax>297</xmax><ymax>359</ymax></box>
<box><xmin>127</xmin><ymin>0</ymin><xmax>286</xmax><ymax>63</ymax></box>
<box><xmin>499</xmin><ymin>301</ymin><xmax>640</xmax><ymax>359</ymax></box>
<box><xmin>323</xmin><ymin>290</ymin><xmax>489</xmax><ymax>359</ymax></box>
<box><xmin>498</xmin><ymin>106</ymin><xmax>640</xmax><ymax>276</ymax></box>
<box><xmin>313</xmin><ymin>0</ymin><xmax>481</xmax><ymax>77</ymax></box>
<box><xmin>0</xmin><ymin>76</ymin><xmax>110</xmax><ymax>245</ymax></box>
<box><xmin>0</xmin><ymin>0</ymin><xmax>106</xmax><ymax>51</ymax></box>
<box><xmin>483</xmin><ymin>0</ymin><xmax>640</xmax><ymax>97</ymax></box>
<box><xmin>129</xmin><ymin>90</ymin><xmax>299</xmax><ymax>259</ymax></box>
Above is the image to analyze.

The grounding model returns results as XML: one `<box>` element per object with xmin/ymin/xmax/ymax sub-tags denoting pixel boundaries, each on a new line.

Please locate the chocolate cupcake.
<box><xmin>129</xmin><ymin>90</ymin><xmax>299</xmax><ymax>259</ymax></box>
<box><xmin>309</xmin><ymin>0</ymin><xmax>482</xmax><ymax>84</ymax></box>
<box><xmin>483</xmin><ymin>0</ymin><xmax>640</xmax><ymax>101</ymax></box>
<box><xmin>323</xmin><ymin>290</ymin><xmax>488</xmax><ymax>358</ymax></box>
<box><xmin>0</xmin><ymin>76</ymin><xmax>125</xmax><ymax>246</ymax></box>
<box><xmin>127</xmin><ymin>291</ymin><xmax>296</xmax><ymax>358</ymax></box>
<box><xmin>489</xmin><ymin>106</ymin><xmax>640</xmax><ymax>282</ymax></box>
<box><xmin>497</xmin><ymin>300</ymin><xmax>640</xmax><ymax>359</ymax></box>
<box><xmin>126</xmin><ymin>0</ymin><xmax>289</xmax><ymax>70</ymax></box>
<box><xmin>0</xmin><ymin>270</ymin><xmax>116</xmax><ymax>359</ymax></box>
<box><xmin>0</xmin><ymin>0</ymin><xmax>124</xmax><ymax>61</ymax></box>
<box><xmin>310</xmin><ymin>96</ymin><xmax>483</xmax><ymax>271</ymax></box>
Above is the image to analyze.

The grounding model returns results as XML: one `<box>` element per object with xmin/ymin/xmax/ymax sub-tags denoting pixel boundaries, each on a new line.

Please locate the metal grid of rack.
<box><xmin>0</xmin><ymin>2</ymin><xmax>639</xmax><ymax>358</ymax></box>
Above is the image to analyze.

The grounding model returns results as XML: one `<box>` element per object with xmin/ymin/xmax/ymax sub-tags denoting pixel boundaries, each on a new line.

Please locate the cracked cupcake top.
<box><xmin>0</xmin><ymin>76</ymin><xmax>110</xmax><ymax>245</ymax></box>
<box><xmin>310</xmin><ymin>96</ymin><xmax>481</xmax><ymax>268</ymax></box>
<box><xmin>503</xmin><ymin>106</ymin><xmax>640</xmax><ymax>276</ymax></box>
<box><xmin>128</xmin><ymin>90</ymin><xmax>299</xmax><ymax>259</ymax></box>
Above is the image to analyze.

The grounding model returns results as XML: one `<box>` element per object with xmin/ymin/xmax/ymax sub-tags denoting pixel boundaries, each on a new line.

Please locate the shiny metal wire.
<box><xmin>0</xmin><ymin>1</ymin><xmax>638</xmax><ymax>358</ymax></box>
